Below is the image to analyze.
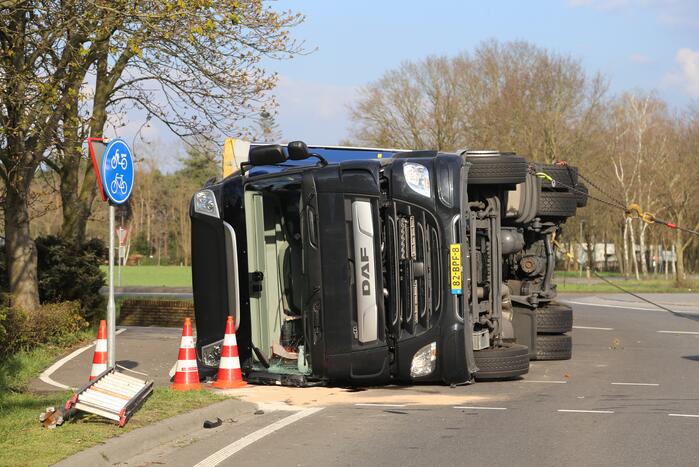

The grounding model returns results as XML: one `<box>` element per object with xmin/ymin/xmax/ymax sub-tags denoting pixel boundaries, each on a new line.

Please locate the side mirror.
<box><xmin>249</xmin><ymin>144</ymin><xmax>286</xmax><ymax>166</ymax></box>
<box><xmin>288</xmin><ymin>140</ymin><xmax>328</xmax><ymax>166</ymax></box>
<box><xmin>288</xmin><ymin>141</ymin><xmax>310</xmax><ymax>160</ymax></box>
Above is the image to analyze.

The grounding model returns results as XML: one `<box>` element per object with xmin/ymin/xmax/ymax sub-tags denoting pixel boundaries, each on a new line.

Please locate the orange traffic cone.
<box><xmin>89</xmin><ymin>320</ymin><xmax>108</xmax><ymax>380</ymax></box>
<box><xmin>213</xmin><ymin>316</ymin><xmax>247</xmax><ymax>389</ymax></box>
<box><xmin>171</xmin><ymin>318</ymin><xmax>201</xmax><ymax>391</ymax></box>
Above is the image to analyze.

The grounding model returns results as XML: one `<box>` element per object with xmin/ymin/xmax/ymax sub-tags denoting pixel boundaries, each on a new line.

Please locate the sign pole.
<box><xmin>90</xmin><ymin>137</ymin><xmax>133</xmax><ymax>369</ymax></box>
<box><xmin>108</xmin><ymin>204</ymin><xmax>116</xmax><ymax>368</ymax></box>
<box><xmin>117</xmin><ymin>229</ymin><xmax>122</xmax><ymax>287</ymax></box>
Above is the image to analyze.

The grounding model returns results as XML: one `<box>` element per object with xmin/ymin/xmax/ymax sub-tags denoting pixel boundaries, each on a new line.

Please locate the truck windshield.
<box><xmin>244</xmin><ymin>174</ymin><xmax>310</xmax><ymax>375</ymax></box>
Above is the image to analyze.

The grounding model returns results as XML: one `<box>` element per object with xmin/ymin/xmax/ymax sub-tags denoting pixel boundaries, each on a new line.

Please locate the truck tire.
<box><xmin>536</xmin><ymin>164</ymin><xmax>578</xmax><ymax>189</ymax></box>
<box><xmin>574</xmin><ymin>183</ymin><xmax>588</xmax><ymax>207</ymax></box>
<box><xmin>474</xmin><ymin>343</ymin><xmax>530</xmax><ymax>380</ymax></box>
<box><xmin>533</xmin><ymin>334</ymin><xmax>572</xmax><ymax>361</ymax></box>
<box><xmin>536</xmin><ymin>304</ymin><xmax>573</xmax><ymax>334</ymax></box>
<box><xmin>464</xmin><ymin>152</ymin><xmax>528</xmax><ymax>185</ymax></box>
<box><xmin>536</xmin><ymin>191</ymin><xmax>577</xmax><ymax>218</ymax></box>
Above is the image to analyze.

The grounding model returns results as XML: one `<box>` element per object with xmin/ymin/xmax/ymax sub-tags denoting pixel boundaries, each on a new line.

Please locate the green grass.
<box><xmin>0</xmin><ymin>389</ymin><xmax>224</xmax><ymax>467</ymax></box>
<box><xmin>556</xmin><ymin>278</ymin><xmax>698</xmax><ymax>293</ymax></box>
<box><xmin>0</xmin><ymin>330</ymin><xmax>96</xmax><ymax>392</ymax></box>
<box><xmin>0</xmin><ymin>337</ymin><xmax>223</xmax><ymax>466</ymax></box>
<box><xmin>554</xmin><ymin>270</ymin><xmax>620</xmax><ymax>278</ymax></box>
<box><xmin>100</xmin><ymin>265</ymin><xmax>192</xmax><ymax>287</ymax></box>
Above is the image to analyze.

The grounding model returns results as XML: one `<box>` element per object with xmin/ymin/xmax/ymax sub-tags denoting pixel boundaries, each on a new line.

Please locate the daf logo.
<box><xmin>352</xmin><ymin>200</ymin><xmax>378</xmax><ymax>343</ymax></box>
<box><xmin>360</xmin><ymin>247</ymin><xmax>371</xmax><ymax>296</ymax></box>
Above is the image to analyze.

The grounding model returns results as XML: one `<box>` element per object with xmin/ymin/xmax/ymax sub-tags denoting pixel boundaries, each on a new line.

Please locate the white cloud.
<box><xmin>274</xmin><ymin>76</ymin><xmax>359</xmax><ymax>145</ymax></box>
<box><xmin>664</xmin><ymin>48</ymin><xmax>699</xmax><ymax>98</ymax></box>
<box><xmin>671</xmin><ymin>48</ymin><xmax>699</xmax><ymax>97</ymax></box>
<box><xmin>629</xmin><ymin>53</ymin><xmax>651</xmax><ymax>64</ymax></box>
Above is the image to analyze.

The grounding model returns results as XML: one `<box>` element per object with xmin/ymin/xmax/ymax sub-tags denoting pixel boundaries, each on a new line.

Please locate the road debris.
<box><xmin>203</xmin><ymin>417</ymin><xmax>223</xmax><ymax>429</ymax></box>
<box><xmin>39</xmin><ymin>406</ymin><xmax>65</xmax><ymax>429</ymax></box>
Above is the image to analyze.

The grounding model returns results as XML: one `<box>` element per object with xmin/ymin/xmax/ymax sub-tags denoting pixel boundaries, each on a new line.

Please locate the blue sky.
<box><xmin>125</xmin><ymin>0</ymin><xmax>699</xmax><ymax>164</ymax></box>
<box><xmin>269</xmin><ymin>0</ymin><xmax>699</xmax><ymax>145</ymax></box>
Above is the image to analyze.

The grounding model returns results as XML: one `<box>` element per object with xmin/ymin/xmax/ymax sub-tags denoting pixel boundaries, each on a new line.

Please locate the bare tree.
<box><xmin>1</xmin><ymin>1</ymin><xmax>303</xmax><ymax>310</ymax></box>
<box><xmin>348</xmin><ymin>40</ymin><xmax>607</xmax><ymax>164</ymax></box>
<box><xmin>0</xmin><ymin>2</ymin><xmax>104</xmax><ymax>310</ymax></box>
<box><xmin>660</xmin><ymin>110</ymin><xmax>699</xmax><ymax>282</ymax></box>
<box><xmin>49</xmin><ymin>1</ymin><xmax>304</xmax><ymax>244</ymax></box>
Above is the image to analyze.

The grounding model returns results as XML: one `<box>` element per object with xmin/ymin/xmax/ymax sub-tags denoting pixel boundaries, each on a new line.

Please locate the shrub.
<box><xmin>35</xmin><ymin>235</ymin><xmax>107</xmax><ymax>322</ymax></box>
<box><xmin>0</xmin><ymin>301</ymin><xmax>88</xmax><ymax>361</ymax></box>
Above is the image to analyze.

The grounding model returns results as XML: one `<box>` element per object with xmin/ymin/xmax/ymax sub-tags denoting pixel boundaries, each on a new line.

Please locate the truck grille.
<box><xmin>391</xmin><ymin>208</ymin><xmax>439</xmax><ymax>336</ymax></box>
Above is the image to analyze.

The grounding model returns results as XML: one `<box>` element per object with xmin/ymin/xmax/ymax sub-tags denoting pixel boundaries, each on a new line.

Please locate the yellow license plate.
<box><xmin>450</xmin><ymin>243</ymin><xmax>462</xmax><ymax>295</ymax></box>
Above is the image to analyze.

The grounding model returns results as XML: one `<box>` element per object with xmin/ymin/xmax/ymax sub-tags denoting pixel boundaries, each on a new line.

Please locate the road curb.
<box><xmin>55</xmin><ymin>397</ymin><xmax>255</xmax><ymax>467</ymax></box>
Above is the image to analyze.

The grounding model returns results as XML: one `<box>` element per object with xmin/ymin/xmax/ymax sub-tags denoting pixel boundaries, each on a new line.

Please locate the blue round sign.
<box><xmin>101</xmin><ymin>138</ymin><xmax>134</xmax><ymax>204</ymax></box>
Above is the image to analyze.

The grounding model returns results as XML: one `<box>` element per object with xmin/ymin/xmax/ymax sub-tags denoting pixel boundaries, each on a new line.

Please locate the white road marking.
<box><xmin>454</xmin><ymin>406</ymin><xmax>507</xmax><ymax>410</ymax></box>
<box><xmin>355</xmin><ymin>403</ymin><xmax>407</xmax><ymax>408</ymax></box>
<box><xmin>668</xmin><ymin>413</ymin><xmax>699</xmax><ymax>418</ymax></box>
<box><xmin>573</xmin><ymin>325</ymin><xmax>614</xmax><ymax>331</ymax></box>
<box><xmin>557</xmin><ymin>409</ymin><xmax>614</xmax><ymax>414</ymax></box>
<box><xmin>39</xmin><ymin>328</ymin><xmax>127</xmax><ymax>390</ymax></box>
<box><xmin>524</xmin><ymin>380</ymin><xmax>568</xmax><ymax>384</ymax></box>
<box><xmin>611</xmin><ymin>382</ymin><xmax>659</xmax><ymax>386</ymax></box>
<box><xmin>193</xmin><ymin>407</ymin><xmax>322</xmax><ymax>467</ymax></box>
<box><xmin>657</xmin><ymin>330</ymin><xmax>699</xmax><ymax>335</ymax></box>
<box><xmin>564</xmin><ymin>300</ymin><xmax>663</xmax><ymax>312</ymax></box>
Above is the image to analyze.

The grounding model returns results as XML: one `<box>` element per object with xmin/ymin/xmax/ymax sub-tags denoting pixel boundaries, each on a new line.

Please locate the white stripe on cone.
<box><xmin>95</xmin><ymin>340</ymin><xmax>107</xmax><ymax>352</ymax></box>
<box><xmin>176</xmin><ymin>359</ymin><xmax>199</xmax><ymax>372</ymax></box>
<box><xmin>219</xmin><ymin>356</ymin><xmax>241</xmax><ymax>369</ymax></box>
<box><xmin>223</xmin><ymin>334</ymin><xmax>237</xmax><ymax>346</ymax></box>
<box><xmin>180</xmin><ymin>336</ymin><xmax>194</xmax><ymax>348</ymax></box>
<box><xmin>90</xmin><ymin>363</ymin><xmax>107</xmax><ymax>376</ymax></box>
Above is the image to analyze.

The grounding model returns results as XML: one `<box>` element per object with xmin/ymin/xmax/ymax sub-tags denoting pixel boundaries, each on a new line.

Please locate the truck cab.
<box><xmin>190</xmin><ymin>142</ymin><xmax>529</xmax><ymax>386</ymax></box>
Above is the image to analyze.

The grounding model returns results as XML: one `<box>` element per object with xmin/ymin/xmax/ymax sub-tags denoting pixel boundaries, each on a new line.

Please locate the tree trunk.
<box><xmin>59</xmin><ymin>105</ymin><xmax>95</xmax><ymax>244</ymax></box>
<box><xmin>59</xmin><ymin>49</ymin><xmax>109</xmax><ymax>244</ymax></box>
<box><xmin>675</xmin><ymin>233</ymin><xmax>687</xmax><ymax>282</ymax></box>
<box><xmin>5</xmin><ymin>183</ymin><xmax>40</xmax><ymax>311</ymax></box>
<box><xmin>628</xmin><ymin>219</ymin><xmax>640</xmax><ymax>280</ymax></box>
<box><xmin>639</xmin><ymin>223</ymin><xmax>648</xmax><ymax>277</ymax></box>
<box><xmin>623</xmin><ymin>219</ymin><xmax>631</xmax><ymax>277</ymax></box>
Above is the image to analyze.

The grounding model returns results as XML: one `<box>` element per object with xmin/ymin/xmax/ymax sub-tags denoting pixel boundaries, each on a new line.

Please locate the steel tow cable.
<box><xmin>533</xmin><ymin>165</ymin><xmax>699</xmax><ymax>237</ymax></box>
<box><xmin>550</xmin><ymin>239</ymin><xmax>682</xmax><ymax>316</ymax></box>
<box><xmin>533</xmin><ymin>165</ymin><xmax>696</xmax><ymax>316</ymax></box>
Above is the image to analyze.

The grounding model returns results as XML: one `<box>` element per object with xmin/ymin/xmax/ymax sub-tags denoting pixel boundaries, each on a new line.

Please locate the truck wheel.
<box><xmin>474</xmin><ymin>343</ymin><xmax>530</xmax><ymax>381</ymax></box>
<box><xmin>464</xmin><ymin>152</ymin><xmax>528</xmax><ymax>185</ymax></box>
<box><xmin>533</xmin><ymin>334</ymin><xmax>572</xmax><ymax>361</ymax></box>
<box><xmin>536</xmin><ymin>304</ymin><xmax>573</xmax><ymax>334</ymax></box>
<box><xmin>574</xmin><ymin>183</ymin><xmax>588</xmax><ymax>207</ymax></box>
<box><xmin>536</xmin><ymin>191</ymin><xmax>577</xmax><ymax>218</ymax></box>
<box><xmin>536</xmin><ymin>164</ymin><xmax>578</xmax><ymax>189</ymax></box>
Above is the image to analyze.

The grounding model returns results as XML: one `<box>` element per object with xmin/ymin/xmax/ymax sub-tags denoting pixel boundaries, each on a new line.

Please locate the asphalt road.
<box><xmin>60</xmin><ymin>295</ymin><xmax>699</xmax><ymax>467</ymax></box>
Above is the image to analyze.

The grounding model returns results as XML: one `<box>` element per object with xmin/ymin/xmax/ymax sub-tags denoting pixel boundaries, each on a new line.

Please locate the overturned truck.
<box><xmin>189</xmin><ymin>142</ymin><xmax>583</xmax><ymax>386</ymax></box>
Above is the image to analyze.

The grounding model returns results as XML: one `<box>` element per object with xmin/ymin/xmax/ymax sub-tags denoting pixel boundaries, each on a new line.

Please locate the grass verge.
<box><xmin>0</xmin><ymin>341</ymin><xmax>223</xmax><ymax>466</ymax></box>
<box><xmin>99</xmin><ymin>265</ymin><xmax>192</xmax><ymax>288</ymax></box>
<box><xmin>556</xmin><ymin>278</ymin><xmax>698</xmax><ymax>293</ymax></box>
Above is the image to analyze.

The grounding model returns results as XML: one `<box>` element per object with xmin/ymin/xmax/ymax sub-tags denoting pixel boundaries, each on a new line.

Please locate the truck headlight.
<box><xmin>403</xmin><ymin>163</ymin><xmax>431</xmax><ymax>198</ymax></box>
<box><xmin>194</xmin><ymin>189</ymin><xmax>220</xmax><ymax>218</ymax></box>
<box><xmin>410</xmin><ymin>342</ymin><xmax>437</xmax><ymax>378</ymax></box>
<box><xmin>201</xmin><ymin>339</ymin><xmax>223</xmax><ymax>367</ymax></box>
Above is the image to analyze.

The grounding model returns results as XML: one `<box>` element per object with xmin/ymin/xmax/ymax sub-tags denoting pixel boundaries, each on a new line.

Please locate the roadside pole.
<box><xmin>108</xmin><ymin>204</ymin><xmax>116</xmax><ymax>367</ymax></box>
<box><xmin>117</xmin><ymin>228</ymin><xmax>121</xmax><ymax>287</ymax></box>
<box><xmin>88</xmin><ymin>137</ymin><xmax>134</xmax><ymax>369</ymax></box>
<box><xmin>117</xmin><ymin>227</ymin><xmax>127</xmax><ymax>287</ymax></box>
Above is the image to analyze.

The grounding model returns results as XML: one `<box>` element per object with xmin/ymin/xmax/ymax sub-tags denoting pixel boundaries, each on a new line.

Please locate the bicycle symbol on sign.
<box><xmin>110</xmin><ymin>149</ymin><xmax>129</xmax><ymax>170</ymax></box>
<box><xmin>110</xmin><ymin>173</ymin><xmax>128</xmax><ymax>195</ymax></box>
